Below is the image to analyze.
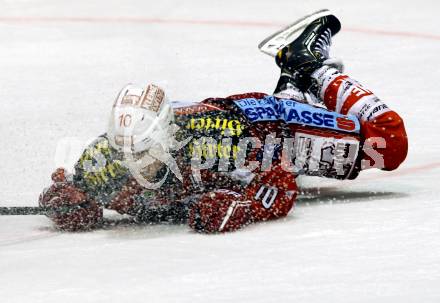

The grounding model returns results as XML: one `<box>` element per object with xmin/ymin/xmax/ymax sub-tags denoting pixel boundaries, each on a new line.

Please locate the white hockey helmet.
<box><xmin>107</xmin><ymin>83</ymin><xmax>174</xmax><ymax>153</ymax></box>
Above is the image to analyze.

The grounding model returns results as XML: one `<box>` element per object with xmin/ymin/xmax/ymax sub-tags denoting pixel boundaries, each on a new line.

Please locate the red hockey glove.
<box><xmin>188</xmin><ymin>190</ymin><xmax>252</xmax><ymax>233</ymax></box>
<box><xmin>39</xmin><ymin>168</ymin><xmax>102</xmax><ymax>231</ymax></box>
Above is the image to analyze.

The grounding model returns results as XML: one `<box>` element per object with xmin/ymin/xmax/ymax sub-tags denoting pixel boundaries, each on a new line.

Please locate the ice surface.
<box><xmin>1</xmin><ymin>0</ymin><xmax>440</xmax><ymax>302</ymax></box>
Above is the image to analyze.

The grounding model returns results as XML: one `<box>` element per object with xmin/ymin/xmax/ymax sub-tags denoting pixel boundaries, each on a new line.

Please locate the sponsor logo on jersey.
<box><xmin>186</xmin><ymin>116</ymin><xmax>244</xmax><ymax>136</ymax></box>
<box><xmin>234</xmin><ymin>96</ymin><xmax>360</xmax><ymax>134</ymax></box>
<box><xmin>79</xmin><ymin>138</ymin><xmax>127</xmax><ymax>186</ymax></box>
<box><xmin>336</xmin><ymin>117</ymin><xmax>357</xmax><ymax>131</ymax></box>
<box><xmin>185</xmin><ymin>115</ymin><xmax>244</xmax><ymax>160</ymax></box>
<box><xmin>292</xmin><ymin>132</ymin><xmax>359</xmax><ymax>179</ymax></box>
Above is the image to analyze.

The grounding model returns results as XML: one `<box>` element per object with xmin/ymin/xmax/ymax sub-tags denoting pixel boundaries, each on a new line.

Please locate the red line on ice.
<box><xmin>0</xmin><ymin>16</ymin><xmax>439</xmax><ymax>41</ymax></box>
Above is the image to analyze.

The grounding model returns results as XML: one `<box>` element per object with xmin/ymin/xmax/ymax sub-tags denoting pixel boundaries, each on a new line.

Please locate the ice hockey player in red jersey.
<box><xmin>39</xmin><ymin>13</ymin><xmax>407</xmax><ymax>233</ymax></box>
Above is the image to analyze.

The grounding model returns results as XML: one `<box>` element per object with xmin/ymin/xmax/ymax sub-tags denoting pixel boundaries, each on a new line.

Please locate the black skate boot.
<box><xmin>274</xmin><ymin>14</ymin><xmax>341</xmax><ymax>92</ymax></box>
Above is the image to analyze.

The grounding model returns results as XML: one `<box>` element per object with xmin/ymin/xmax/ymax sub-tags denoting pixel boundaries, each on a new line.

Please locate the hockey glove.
<box><xmin>39</xmin><ymin>168</ymin><xmax>102</xmax><ymax>231</ymax></box>
<box><xmin>188</xmin><ymin>190</ymin><xmax>252</xmax><ymax>233</ymax></box>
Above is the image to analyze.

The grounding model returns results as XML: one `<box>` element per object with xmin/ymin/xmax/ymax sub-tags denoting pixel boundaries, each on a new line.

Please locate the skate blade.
<box><xmin>258</xmin><ymin>9</ymin><xmax>334</xmax><ymax>57</ymax></box>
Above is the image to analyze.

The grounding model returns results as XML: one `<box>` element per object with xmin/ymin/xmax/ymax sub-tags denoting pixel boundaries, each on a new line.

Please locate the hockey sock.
<box><xmin>311</xmin><ymin>66</ymin><xmax>390</xmax><ymax>122</ymax></box>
